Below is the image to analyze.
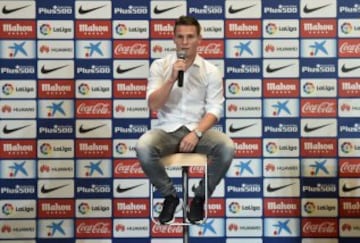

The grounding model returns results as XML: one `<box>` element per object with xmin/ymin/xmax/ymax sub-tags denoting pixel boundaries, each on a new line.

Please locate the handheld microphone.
<box><xmin>177</xmin><ymin>50</ymin><xmax>186</xmax><ymax>87</ymax></box>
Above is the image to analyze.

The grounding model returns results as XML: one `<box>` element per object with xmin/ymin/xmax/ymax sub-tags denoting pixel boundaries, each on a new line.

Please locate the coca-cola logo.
<box><xmin>302</xmin><ymin>102</ymin><xmax>336</xmax><ymax>114</ymax></box>
<box><xmin>114</xmin><ymin>43</ymin><xmax>147</xmax><ymax>55</ymax></box>
<box><xmin>303</xmin><ymin>221</ymin><xmax>336</xmax><ymax>233</ymax></box>
<box><xmin>152</xmin><ymin>224</ymin><xmax>182</xmax><ymax>234</ymax></box>
<box><xmin>340</xmin><ymin>161</ymin><xmax>360</xmax><ymax>174</ymax></box>
<box><xmin>77</xmin><ymin>222</ymin><xmax>111</xmax><ymax>234</ymax></box>
<box><xmin>77</xmin><ymin>103</ymin><xmax>111</xmax><ymax>115</ymax></box>
<box><xmin>197</xmin><ymin>43</ymin><xmax>222</xmax><ymax>54</ymax></box>
<box><xmin>340</xmin><ymin>42</ymin><xmax>360</xmax><ymax>54</ymax></box>
<box><xmin>115</xmin><ymin>162</ymin><xmax>143</xmax><ymax>175</ymax></box>
<box><xmin>189</xmin><ymin>166</ymin><xmax>205</xmax><ymax>174</ymax></box>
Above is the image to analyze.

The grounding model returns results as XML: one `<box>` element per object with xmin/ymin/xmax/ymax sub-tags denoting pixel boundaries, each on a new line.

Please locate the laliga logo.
<box><xmin>228</xmin><ymin>83</ymin><xmax>240</xmax><ymax>95</ymax></box>
<box><xmin>341</xmin><ymin>22</ymin><xmax>353</xmax><ymax>34</ymax></box>
<box><xmin>341</xmin><ymin>142</ymin><xmax>353</xmax><ymax>154</ymax></box>
<box><xmin>40</xmin><ymin>143</ymin><xmax>52</xmax><ymax>155</ymax></box>
<box><xmin>2</xmin><ymin>203</ymin><xmax>14</xmax><ymax>216</ymax></box>
<box><xmin>266</xmin><ymin>23</ymin><xmax>277</xmax><ymax>35</ymax></box>
<box><xmin>303</xmin><ymin>82</ymin><xmax>315</xmax><ymax>94</ymax></box>
<box><xmin>115</xmin><ymin>143</ymin><xmax>127</xmax><ymax>154</ymax></box>
<box><xmin>266</xmin><ymin>142</ymin><xmax>278</xmax><ymax>154</ymax></box>
<box><xmin>228</xmin><ymin>201</ymin><xmax>241</xmax><ymax>214</ymax></box>
<box><xmin>40</xmin><ymin>24</ymin><xmax>52</xmax><ymax>36</ymax></box>
<box><xmin>115</xmin><ymin>24</ymin><xmax>127</xmax><ymax>36</ymax></box>
<box><xmin>303</xmin><ymin>201</ymin><xmax>316</xmax><ymax>214</ymax></box>
<box><xmin>2</xmin><ymin>83</ymin><xmax>14</xmax><ymax>96</ymax></box>
<box><xmin>153</xmin><ymin>201</ymin><xmax>163</xmax><ymax>214</ymax></box>
<box><xmin>78</xmin><ymin>202</ymin><xmax>90</xmax><ymax>215</ymax></box>
<box><xmin>78</xmin><ymin>83</ymin><xmax>90</xmax><ymax>95</ymax></box>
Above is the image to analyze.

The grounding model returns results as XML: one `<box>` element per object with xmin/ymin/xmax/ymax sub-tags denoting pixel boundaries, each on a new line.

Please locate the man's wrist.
<box><xmin>193</xmin><ymin>128</ymin><xmax>203</xmax><ymax>139</ymax></box>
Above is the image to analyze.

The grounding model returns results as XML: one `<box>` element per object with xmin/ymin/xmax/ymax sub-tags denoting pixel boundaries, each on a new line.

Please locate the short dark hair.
<box><xmin>174</xmin><ymin>15</ymin><xmax>201</xmax><ymax>35</ymax></box>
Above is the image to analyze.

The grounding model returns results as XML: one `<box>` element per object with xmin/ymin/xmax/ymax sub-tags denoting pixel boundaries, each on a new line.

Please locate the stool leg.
<box><xmin>182</xmin><ymin>166</ymin><xmax>189</xmax><ymax>243</ymax></box>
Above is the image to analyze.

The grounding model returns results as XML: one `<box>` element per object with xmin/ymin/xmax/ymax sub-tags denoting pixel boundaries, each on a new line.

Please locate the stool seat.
<box><xmin>160</xmin><ymin>153</ymin><xmax>207</xmax><ymax>167</ymax></box>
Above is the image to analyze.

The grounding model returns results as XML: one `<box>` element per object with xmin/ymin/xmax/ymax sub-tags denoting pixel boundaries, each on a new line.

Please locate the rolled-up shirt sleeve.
<box><xmin>204</xmin><ymin>67</ymin><xmax>224</xmax><ymax>120</ymax></box>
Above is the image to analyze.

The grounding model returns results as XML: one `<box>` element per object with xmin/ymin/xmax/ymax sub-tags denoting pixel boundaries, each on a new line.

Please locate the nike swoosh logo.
<box><xmin>229</xmin><ymin>123</ymin><xmax>257</xmax><ymax>133</ymax></box>
<box><xmin>116</xmin><ymin>64</ymin><xmax>143</xmax><ymax>74</ymax></box>
<box><xmin>78</xmin><ymin>5</ymin><xmax>106</xmax><ymax>14</ymax></box>
<box><xmin>153</xmin><ymin>4</ymin><xmax>182</xmax><ymax>14</ymax></box>
<box><xmin>267</xmin><ymin>183</ymin><xmax>294</xmax><ymax>192</ymax></box>
<box><xmin>116</xmin><ymin>184</ymin><xmax>143</xmax><ymax>193</ymax></box>
<box><xmin>304</xmin><ymin>123</ymin><xmax>332</xmax><ymax>133</ymax></box>
<box><xmin>41</xmin><ymin>65</ymin><xmax>69</xmax><ymax>74</ymax></box>
<box><xmin>79</xmin><ymin>124</ymin><xmax>106</xmax><ymax>133</ymax></box>
<box><xmin>2</xmin><ymin>4</ymin><xmax>31</xmax><ymax>14</ymax></box>
<box><xmin>342</xmin><ymin>184</ymin><xmax>360</xmax><ymax>192</ymax></box>
<box><xmin>228</xmin><ymin>4</ymin><xmax>257</xmax><ymax>14</ymax></box>
<box><xmin>341</xmin><ymin>64</ymin><xmax>360</xmax><ymax>73</ymax></box>
<box><xmin>3</xmin><ymin>124</ymin><xmax>31</xmax><ymax>134</ymax></box>
<box><xmin>266</xmin><ymin>64</ymin><xmax>294</xmax><ymax>73</ymax></box>
<box><xmin>303</xmin><ymin>4</ymin><xmax>331</xmax><ymax>14</ymax></box>
<box><xmin>40</xmin><ymin>184</ymin><xmax>69</xmax><ymax>194</ymax></box>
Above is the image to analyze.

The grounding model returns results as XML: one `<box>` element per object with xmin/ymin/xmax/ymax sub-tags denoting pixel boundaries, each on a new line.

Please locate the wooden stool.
<box><xmin>150</xmin><ymin>153</ymin><xmax>208</xmax><ymax>243</ymax></box>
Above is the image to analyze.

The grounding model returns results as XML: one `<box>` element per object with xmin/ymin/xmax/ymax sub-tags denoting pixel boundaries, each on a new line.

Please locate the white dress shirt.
<box><xmin>147</xmin><ymin>53</ymin><xmax>224</xmax><ymax>132</ymax></box>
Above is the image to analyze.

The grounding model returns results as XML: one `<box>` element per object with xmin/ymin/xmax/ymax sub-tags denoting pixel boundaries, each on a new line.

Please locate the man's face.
<box><xmin>173</xmin><ymin>25</ymin><xmax>201</xmax><ymax>59</ymax></box>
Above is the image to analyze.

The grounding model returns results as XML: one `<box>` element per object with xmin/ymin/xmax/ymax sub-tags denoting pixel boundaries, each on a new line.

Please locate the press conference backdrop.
<box><xmin>1</xmin><ymin>0</ymin><xmax>360</xmax><ymax>242</ymax></box>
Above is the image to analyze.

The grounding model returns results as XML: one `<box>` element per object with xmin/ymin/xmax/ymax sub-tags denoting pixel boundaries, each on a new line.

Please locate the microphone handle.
<box><xmin>178</xmin><ymin>71</ymin><xmax>183</xmax><ymax>87</ymax></box>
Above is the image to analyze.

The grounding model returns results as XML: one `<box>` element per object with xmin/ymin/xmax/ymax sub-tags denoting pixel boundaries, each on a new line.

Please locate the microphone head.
<box><xmin>177</xmin><ymin>50</ymin><xmax>187</xmax><ymax>60</ymax></box>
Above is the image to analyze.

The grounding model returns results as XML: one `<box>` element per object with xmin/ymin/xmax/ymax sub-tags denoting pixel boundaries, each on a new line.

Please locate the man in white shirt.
<box><xmin>136</xmin><ymin>15</ymin><xmax>235</xmax><ymax>224</ymax></box>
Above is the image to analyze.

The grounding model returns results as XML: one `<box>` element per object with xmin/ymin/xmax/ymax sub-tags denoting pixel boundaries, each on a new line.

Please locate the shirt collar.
<box><xmin>192</xmin><ymin>54</ymin><xmax>202</xmax><ymax>68</ymax></box>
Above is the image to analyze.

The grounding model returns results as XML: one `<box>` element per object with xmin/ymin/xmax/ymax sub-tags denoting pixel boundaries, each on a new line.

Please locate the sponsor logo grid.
<box><xmin>1</xmin><ymin>0</ymin><xmax>360</xmax><ymax>242</ymax></box>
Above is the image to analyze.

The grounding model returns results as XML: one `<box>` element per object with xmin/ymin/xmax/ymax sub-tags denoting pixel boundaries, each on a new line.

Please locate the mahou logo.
<box><xmin>233</xmin><ymin>138</ymin><xmax>262</xmax><ymax>157</ymax></box>
<box><xmin>76</xmin><ymin>139</ymin><xmax>112</xmax><ymax>158</ymax></box>
<box><xmin>225</xmin><ymin>20</ymin><xmax>261</xmax><ymax>38</ymax></box>
<box><xmin>339</xmin><ymin>79</ymin><xmax>360</xmax><ymax>97</ymax></box>
<box><xmin>302</xmin><ymin>219</ymin><xmax>338</xmax><ymax>237</ymax></box>
<box><xmin>38</xmin><ymin>80</ymin><xmax>74</xmax><ymax>99</ymax></box>
<box><xmin>340</xmin><ymin>198</ymin><xmax>360</xmax><ymax>217</ymax></box>
<box><xmin>150</xmin><ymin>20</ymin><xmax>175</xmax><ymax>39</ymax></box>
<box><xmin>113</xmin><ymin>40</ymin><xmax>149</xmax><ymax>59</ymax></box>
<box><xmin>76</xmin><ymin>20</ymin><xmax>111</xmax><ymax>39</ymax></box>
<box><xmin>151</xmin><ymin>222</ymin><xmax>183</xmax><ymax>237</ymax></box>
<box><xmin>0</xmin><ymin>140</ymin><xmax>36</xmax><ymax>158</ymax></box>
<box><xmin>76</xmin><ymin>219</ymin><xmax>112</xmax><ymax>238</ymax></box>
<box><xmin>114</xmin><ymin>159</ymin><xmax>145</xmax><ymax>178</ymax></box>
<box><xmin>0</xmin><ymin>20</ymin><xmax>36</xmax><ymax>39</ymax></box>
<box><xmin>76</xmin><ymin>100</ymin><xmax>112</xmax><ymax>118</ymax></box>
<box><xmin>197</xmin><ymin>40</ymin><xmax>224</xmax><ymax>58</ymax></box>
<box><xmin>301</xmin><ymin>138</ymin><xmax>337</xmax><ymax>157</ymax></box>
<box><xmin>113</xmin><ymin>199</ymin><xmax>149</xmax><ymax>217</ymax></box>
<box><xmin>113</xmin><ymin>80</ymin><xmax>147</xmax><ymax>99</ymax></box>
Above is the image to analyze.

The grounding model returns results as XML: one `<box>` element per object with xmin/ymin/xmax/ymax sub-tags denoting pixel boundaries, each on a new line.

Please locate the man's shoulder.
<box><xmin>151</xmin><ymin>53</ymin><xmax>176</xmax><ymax>66</ymax></box>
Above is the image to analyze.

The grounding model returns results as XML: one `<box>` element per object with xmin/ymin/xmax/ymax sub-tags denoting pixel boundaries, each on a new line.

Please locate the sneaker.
<box><xmin>158</xmin><ymin>195</ymin><xmax>179</xmax><ymax>224</ymax></box>
<box><xmin>187</xmin><ymin>196</ymin><xmax>205</xmax><ymax>224</ymax></box>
